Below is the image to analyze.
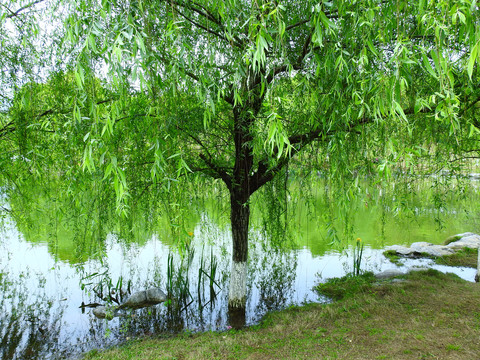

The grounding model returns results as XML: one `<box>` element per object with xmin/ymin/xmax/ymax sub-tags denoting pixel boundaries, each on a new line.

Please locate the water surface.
<box><xmin>0</xmin><ymin>177</ymin><xmax>479</xmax><ymax>359</ymax></box>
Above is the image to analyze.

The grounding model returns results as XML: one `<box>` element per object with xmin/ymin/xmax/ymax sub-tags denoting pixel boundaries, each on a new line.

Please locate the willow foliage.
<box><xmin>2</xmin><ymin>0</ymin><xmax>480</xmax><ymax>306</ymax></box>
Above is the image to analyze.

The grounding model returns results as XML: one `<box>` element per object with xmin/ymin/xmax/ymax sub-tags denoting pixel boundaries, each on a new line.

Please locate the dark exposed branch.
<box><xmin>297</xmin><ymin>31</ymin><xmax>313</xmax><ymax>66</ymax></box>
<box><xmin>0</xmin><ymin>120</ymin><xmax>15</xmax><ymax>139</ymax></box>
<box><xmin>0</xmin><ymin>206</ymin><xmax>12</xmax><ymax>213</ymax></box>
<box><xmin>175</xmin><ymin>8</ymin><xmax>229</xmax><ymax>43</ymax></box>
<box><xmin>183</xmin><ymin>129</ymin><xmax>232</xmax><ymax>187</ymax></box>
<box><xmin>250</xmin><ymin>104</ymin><xmax>436</xmax><ymax>196</ymax></box>
<box><xmin>450</xmin><ymin>156</ymin><xmax>480</xmax><ymax>163</ymax></box>
<box><xmin>4</xmin><ymin>0</ymin><xmax>45</xmax><ymax>19</ymax></box>
<box><xmin>189</xmin><ymin>1</ymin><xmax>224</xmax><ymax>28</ymax></box>
<box><xmin>199</xmin><ymin>153</ymin><xmax>232</xmax><ymax>189</ymax></box>
<box><xmin>461</xmin><ymin>94</ymin><xmax>480</xmax><ymax>118</ymax></box>
<box><xmin>169</xmin><ymin>0</ymin><xmax>243</xmax><ymax>48</ymax></box>
<box><xmin>37</xmin><ymin>109</ymin><xmax>54</xmax><ymax>118</ymax></box>
<box><xmin>156</xmin><ymin>51</ymin><xmax>200</xmax><ymax>82</ymax></box>
<box><xmin>285</xmin><ymin>18</ymin><xmax>309</xmax><ymax>31</ymax></box>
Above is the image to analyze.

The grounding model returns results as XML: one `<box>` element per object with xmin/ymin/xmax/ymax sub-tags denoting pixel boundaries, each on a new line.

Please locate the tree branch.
<box><xmin>0</xmin><ymin>120</ymin><xmax>15</xmax><ymax>139</ymax></box>
<box><xmin>461</xmin><ymin>94</ymin><xmax>480</xmax><ymax>118</ymax></box>
<box><xmin>174</xmin><ymin>8</ymin><xmax>229</xmax><ymax>43</ymax></box>
<box><xmin>248</xmin><ymin>105</ymin><xmax>434</xmax><ymax>196</ymax></box>
<box><xmin>199</xmin><ymin>153</ymin><xmax>232</xmax><ymax>190</ymax></box>
<box><xmin>188</xmin><ymin>1</ymin><xmax>224</xmax><ymax>28</ymax></box>
<box><xmin>156</xmin><ymin>51</ymin><xmax>200</xmax><ymax>82</ymax></box>
<box><xmin>183</xmin><ymin>130</ymin><xmax>232</xmax><ymax>188</ymax></box>
<box><xmin>285</xmin><ymin>18</ymin><xmax>309</xmax><ymax>31</ymax></box>
<box><xmin>4</xmin><ymin>0</ymin><xmax>45</xmax><ymax>19</ymax></box>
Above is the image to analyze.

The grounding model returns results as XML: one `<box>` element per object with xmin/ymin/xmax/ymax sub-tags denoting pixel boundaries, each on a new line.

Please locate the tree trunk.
<box><xmin>226</xmin><ymin>97</ymin><xmax>259</xmax><ymax>321</ymax></box>
<box><xmin>228</xmin><ymin>191</ymin><xmax>250</xmax><ymax>310</ymax></box>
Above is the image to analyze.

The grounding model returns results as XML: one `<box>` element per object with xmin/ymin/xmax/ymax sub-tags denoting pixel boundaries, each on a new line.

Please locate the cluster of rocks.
<box><xmin>384</xmin><ymin>232</ymin><xmax>480</xmax><ymax>258</ymax></box>
<box><xmin>376</xmin><ymin>232</ymin><xmax>480</xmax><ymax>281</ymax></box>
<box><xmin>92</xmin><ymin>287</ymin><xmax>167</xmax><ymax>320</ymax></box>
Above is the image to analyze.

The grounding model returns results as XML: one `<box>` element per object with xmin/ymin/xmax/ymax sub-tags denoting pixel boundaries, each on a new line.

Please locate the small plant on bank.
<box><xmin>315</xmin><ymin>272</ymin><xmax>376</xmax><ymax>300</ymax></box>
<box><xmin>353</xmin><ymin>238</ymin><xmax>365</xmax><ymax>276</ymax></box>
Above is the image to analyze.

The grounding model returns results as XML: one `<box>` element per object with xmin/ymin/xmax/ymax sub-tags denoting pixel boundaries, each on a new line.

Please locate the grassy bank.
<box><xmin>83</xmin><ymin>270</ymin><xmax>480</xmax><ymax>360</ymax></box>
<box><xmin>435</xmin><ymin>248</ymin><xmax>478</xmax><ymax>268</ymax></box>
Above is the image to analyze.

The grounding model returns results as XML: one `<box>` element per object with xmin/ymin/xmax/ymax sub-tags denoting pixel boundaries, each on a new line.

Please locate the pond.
<box><xmin>0</xmin><ymin>176</ymin><xmax>479</xmax><ymax>359</ymax></box>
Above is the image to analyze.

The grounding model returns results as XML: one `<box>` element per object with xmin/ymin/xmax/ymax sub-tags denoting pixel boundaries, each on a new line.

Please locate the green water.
<box><xmin>1</xmin><ymin>174</ymin><xmax>479</xmax><ymax>359</ymax></box>
<box><xmin>5</xmin><ymin>174</ymin><xmax>480</xmax><ymax>262</ymax></box>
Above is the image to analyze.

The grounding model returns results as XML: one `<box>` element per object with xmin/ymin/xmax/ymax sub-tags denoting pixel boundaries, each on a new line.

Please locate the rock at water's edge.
<box><xmin>446</xmin><ymin>233</ymin><xmax>480</xmax><ymax>249</ymax></box>
<box><xmin>375</xmin><ymin>269</ymin><xmax>405</xmax><ymax>279</ymax></box>
<box><xmin>385</xmin><ymin>232</ymin><xmax>480</xmax><ymax>259</ymax></box>
<box><xmin>117</xmin><ymin>287</ymin><xmax>167</xmax><ymax>310</ymax></box>
<box><xmin>92</xmin><ymin>306</ymin><xmax>118</xmax><ymax>320</ymax></box>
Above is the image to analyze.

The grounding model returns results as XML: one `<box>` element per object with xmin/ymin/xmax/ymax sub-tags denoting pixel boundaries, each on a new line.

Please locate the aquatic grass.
<box><xmin>166</xmin><ymin>247</ymin><xmax>195</xmax><ymax>315</ymax></box>
<box><xmin>197</xmin><ymin>247</ymin><xmax>221</xmax><ymax>310</ymax></box>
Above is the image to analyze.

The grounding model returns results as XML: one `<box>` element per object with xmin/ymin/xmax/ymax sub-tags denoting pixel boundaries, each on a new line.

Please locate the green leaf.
<box><xmin>430</xmin><ymin>50</ymin><xmax>440</xmax><ymax>73</ymax></box>
<box><xmin>422</xmin><ymin>53</ymin><xmax>437</xmax><ymax>78</ymax></box>
<box><xmin>394</xmin><ymin>102</ymin><xmax>407</xmax><ymax>122</ymax></box>
<box><xmin>467</xmin><ymin>41</ymin><xmax>478</xmax><ymax>80</ymax></box>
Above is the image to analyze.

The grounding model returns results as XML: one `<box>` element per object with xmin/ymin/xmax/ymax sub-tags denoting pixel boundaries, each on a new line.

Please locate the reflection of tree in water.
<box><xmin>120</xmin><ymin>306</ymin><xmax>184</xmax><ymax>337</ymax></box>
<box><xmin>0</xmin><ymin>272</ymin><xmax>64</xmax><ymax>360</ymax></box>
<box><xmin>253</xmin><ymin>249</ymin><xmax>297</xmax><ymax>315</ymax></box>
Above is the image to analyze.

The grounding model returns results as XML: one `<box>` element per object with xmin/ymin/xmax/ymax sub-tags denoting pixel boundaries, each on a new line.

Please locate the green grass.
<box><xmin>83</xmin><ymin>270</ymin><xmax>480</xmax><ymax>360</ymax></box>
<box><xmin>314</xmin><ymin>272</ymin><xmax>376</xmax><ymax>300</ymax></box>
<box><xmin>434</xmin><ymin>247</ymin><xmax>478</xmax><ymax>268</ymax></box>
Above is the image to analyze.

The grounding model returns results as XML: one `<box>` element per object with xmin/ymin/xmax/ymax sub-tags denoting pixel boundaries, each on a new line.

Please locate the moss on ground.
<box><xmin>383</xmin><ymin>250</ymin><xmax>403</xmax><ymax>265</ymax></box>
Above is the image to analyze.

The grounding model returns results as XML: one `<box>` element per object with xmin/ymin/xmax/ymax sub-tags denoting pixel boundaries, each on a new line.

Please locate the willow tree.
<box><xmin>45</xmin><ymin>0</ymin><xmax>480</xmax><ymax>310</ymax></box>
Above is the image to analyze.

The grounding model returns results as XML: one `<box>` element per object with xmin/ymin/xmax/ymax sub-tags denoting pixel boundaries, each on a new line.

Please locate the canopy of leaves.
<box><xmin>2</xmin><ymin>0</ymin><xmax>480</xmax><ymax>218</ymax></box>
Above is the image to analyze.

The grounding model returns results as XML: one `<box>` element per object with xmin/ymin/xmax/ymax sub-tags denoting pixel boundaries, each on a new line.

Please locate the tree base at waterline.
<box><xmin>228</xmin><ymin>261</ymin><xmax>247</xmax><ymax>309</ymax></box>
<box><xmin>228</xmin><ymin>305</ymin><xmax>246</xmax><ymax>330</ymax></box>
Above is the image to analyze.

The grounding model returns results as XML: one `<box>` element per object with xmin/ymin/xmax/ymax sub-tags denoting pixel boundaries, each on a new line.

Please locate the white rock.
<box><xmin>375</xmin><ymin>269</ymin><xmax>405</xmax><ymax>279</ymax></box>
<box><xmin>447</xmin><ymin>234</ymin><xmax>480</xmax><ymax>249</ymax></box>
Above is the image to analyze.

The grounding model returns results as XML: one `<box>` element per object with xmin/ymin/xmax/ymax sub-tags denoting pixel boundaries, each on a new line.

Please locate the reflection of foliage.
<box><xmin>0</xmin><ymin>271</ymin><xmax>64</xmax><ymax>360</ymax></box>
<box><xmin>254</xmin><ymin>247</ymin><xmax>297</xmax><ymax>314</ymax></box>
<box><xmin>256</xmin><ymin>168</ymin><xmax>292</xmax><ymax>249</ymax></box>
<box><xmin>80</xmin><ymin>269</ymin><xmax>132</xmax><ymax>307</ymax></box>
<box><xmin>5</xmin><ymin>178</ymin><xmax>113</xmax><ymax>263</ymax></box>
